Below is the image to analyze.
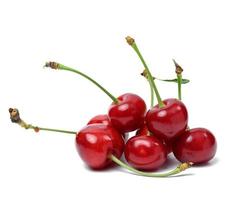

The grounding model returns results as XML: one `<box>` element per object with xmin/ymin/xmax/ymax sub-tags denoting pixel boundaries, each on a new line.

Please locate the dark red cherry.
<box><xmin>108</xmin><ymin>93</ymin><xmax>146</xmax><ymax>133</ymax></box>
<box><xmin>136</xmin><ymin>124</ymin><xmax>172</xmax><ymax>154</ymax></box>
<box><xmin>125</xmin><ymin>135</ymin><xmax>167</xmax><ymax>170</ymax></box>
<box><xmin>172</xmin><ymin>128</ymin><xmax>217</xmax><ymax>164</ymax></box>
<box><xmin>87</xmin><ymin>114</ymin><xmax>127</xmax><ymax>140</ymax></box>
<box><xmin>146</xmin><ymin>98</ymin><xmax>188</xmax><ymax>142</ymax></box>
<box><xmin>76</xmin><ymin>124</ymin><xmax>124</xmax><ymax>169</ymax></box>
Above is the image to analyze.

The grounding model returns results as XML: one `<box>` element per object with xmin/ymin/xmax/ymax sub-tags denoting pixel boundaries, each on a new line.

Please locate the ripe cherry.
<box><xmin>45</xmin><ymin>62</ymin><xmax>147</xmax><ymax>134</ymax></box>
<box><xmin>136</xmin><ymin>124</ymin><xmax>172</xmax><ymax>153</ymax></box>
<box><xmin>125</xmin><ymin>135</ymin><xmax>167</xmax><ymax>171</ymax></box>
<box><xmin>146</xmin><ymin>98</ymin><xmax>188</xmax><ymax>143</ymax></box>
<box><xmin>87</xmin><ymin>114</ymin><xmax>127</xmax><ymax>140</ymax></box>
<box><xmin>108</xmin><ymin>93</ymin><xmax>146</xmax><ymax>133</ymax></box>
<box><xmin>126</xmin><ymin>38</ymin><xmax>188</xmax><ymax>142</ymax></box>
<box><xmin>76</xmin><ymin>124</ymin><xmax>125</xmax><ymax>169</ymax></box>
<box><xmin>172</xmin><ymin>128</ymin><xmax>217</xmax><ymax>164</ymax></box>
<box><xmin>87</xmin><ymin>114</ymin><xmax>110</xmax><ymax>126</ymax></box>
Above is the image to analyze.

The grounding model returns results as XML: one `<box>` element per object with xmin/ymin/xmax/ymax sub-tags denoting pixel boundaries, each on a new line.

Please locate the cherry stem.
<box><xmin>177</xmin><ymin>74</ymin><xmax>182</xmax><ymax>100</ymax></box>
<box><xmin>173</xmin><ymin>59</ymin><xmax>183</xmax><ymax>100</ymax></box>
<box><xmin>141</xmin><ymin>71</ymin><xmax>154</xmax><ymax>108</ymax></box>
<box><xmin>110</xmin><ymin>154</ymin><xmax>192</xmax><ymax>178</ymax></box>
<box><xmin>126</xmin><ymin>36</ymin><xmax>164</xmax><ymax>108</ymax></box>
<box><xmin>148</xmin><ymin>79</ymin><xmax>154</xmax><ymax>108</ymax></box>
<box><xmin>9</xmin><ymin>108</ymin><xmax>76</xmax><ymax>134</ymax></box>
<box><xmin>154</xmin><ymin>77</ymin><xmax>190</xmax><ymax>84</ymax></box>
<box><xmin>44</xmin><ymin>62</ymin><xmax>119</xmax><ymax>104</ymax></box>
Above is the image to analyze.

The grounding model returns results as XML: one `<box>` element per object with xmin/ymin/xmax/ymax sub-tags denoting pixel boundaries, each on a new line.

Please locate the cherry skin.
<box><xmin>136</xmin><ymin>124</ymin><xmax>172</xmax><ymax>154</ymax></box>
<box><xmin>87</xmin><ymin>114</ymin><xmax>127</xmax><ymax>140</ymax></box>
<box><xmin>87</xmin><ymin>114</ymin><xmax>110</xmax><ymax>126</ymax></box>
<box><xmin>108</xmin><ymin>93</ymin><xmax>146</xmax><ymax>133</ymax></box>
<box><xmin>172</xmin><ymin>128</ymin><xmax>217</xmax><ymax>164</ymax></box>
<box><xmin>146</xmin><ymin>98</ymin><xmax>188</xmax><ymax>143</ymax></box>
<box><xmin>76</xmin><ymin>124</ymin><xmax>124</xmax><ymax>169</ymax></box>
<box><xmin>125</xmin><ymin>135</ymin><xmax>167</xmax><ymax>171</ymax></box>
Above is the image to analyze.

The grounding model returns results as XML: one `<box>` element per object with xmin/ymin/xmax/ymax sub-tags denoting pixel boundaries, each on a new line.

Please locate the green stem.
<box><xmin>46</xmin><ymin>62</ymin><xmax>119</xmax><ymax>104</ymax></box>
<box><xmin>9</xmin><ymin>107</ymin><xmax>77</xmax><ymax>134</ymax></box>
<box><xmin>173</xmin><ymin>59</ymin><xmax>183</xmax><ymax>101</ymax></box>
<box><xmin>31</xmin><ymin>126</ymin><xmax>76</xmax><ymax>134</ymax></box>
<box><xmin>148</xmin><ymin>79</ymin><xmax>154</xmax><ymax>108</ymax></box>
<box><xmin>128</xmin><ymin>40</ymin><xmax>164</xmax><ymax>108</ymax></box>
<box><xmin>177</xmin><ymin>74</ymin><xmax>182</xmax><ymax>100</ymax></box>
<box><xmin>154</xmin><ymin>77</ymin><xmax>190</xmax><ymax>84</ymax></box>
<box><xmin>110</xmin><ymin>154</ymin><xmax>190</xmax><ymax>177</ymax></box>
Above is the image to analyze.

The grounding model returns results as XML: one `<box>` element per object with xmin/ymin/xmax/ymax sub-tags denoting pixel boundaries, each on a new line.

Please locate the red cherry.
<box><xmin>87</xmin><ymin>114</ymin><xmax>110</xmax><ymax>126</ymax></box>
<box><xmin>108</xmin><ymin>93</ymin><xmax>146</xmax><ymax>133</ymax></box>
<box><xmin>124</xmin><ymin>135</ymin><xmax>167</xmax><ymax>171</ymax></box>
<box><xmin>76</xmin><ymin>124</ymin><xmax>124</xmax><ymax>169</ymax></box>
<box><xmin>87</xmin><ymin>114</ymin><xmax>127</xmax><ymax>140</ymax></box>
<box><xmin>146</xmin><ymin>98</ymin><xmax>188</xmax><ymax>142</ymax></box>
<box><xmin>172</xmin><ymin>128</ymin><xmax>217</xmax><ymax>164</ymax></box>
<box><xmin>136</xmin><ymin>124</ymin><xmax>172</xmax><ymax>153</ymax></box>
<box><xmin>136</xmin><ymin>124</ymin><xmax>150</xmax><ymax>136</ymax></box>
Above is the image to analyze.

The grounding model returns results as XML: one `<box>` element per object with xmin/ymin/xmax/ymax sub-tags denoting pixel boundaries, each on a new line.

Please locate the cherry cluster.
<box><xmin>9</xmin><ymin>36</ymin><xmax>217</xmax><ymax>178</ymax></box>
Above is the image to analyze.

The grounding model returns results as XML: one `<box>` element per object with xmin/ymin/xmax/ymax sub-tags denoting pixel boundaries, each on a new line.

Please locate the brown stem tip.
<box><xmin>9</xmin><ymin>108</ymin><xmax>31</xmax><ymax>129</ymax></box>
<box><xmin>141</xmin><ymin>69</ymin><xmax>155</xmax><ymax>80</ymax></box>
<box><xmin>9</xmin><ymin>108</ymin><xmax>21</xmax><ymax>123</ymax></box>
<box><xmin>141</xmin><ymin>69</ymin><xmax>148</xmax><ymax>77</ymax></box>
<box><xmin>173</xmin><ymin>59</ymin><xmax>183</xmax><ymax>75</ymax></box>
<box><xmin>126</xmin><ymin>36</ymin><xmax>135</xmax><ymax>45</ymax></box>
<box><xmin>44</xmin><ymin>61</ymin><xmax>59</xmax><ymax>69</ymax></box>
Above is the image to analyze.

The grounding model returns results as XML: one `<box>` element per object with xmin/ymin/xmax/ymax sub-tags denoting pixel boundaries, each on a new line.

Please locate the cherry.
<box><xmin>108</xmin><ymin>93</ymin><xmax>146</xmax><ymax>133</ymax></box>
<box><xmin>135</xmin><ymin>124</ymin><xmax>150</xmax><ymax>136</ymax></box>
<box><xmin>172</xmin><ymin>128</ymin><xmax>217</xmax><ymax>164</ymax></box>
<box><xmin>145</xmin><ymin>98</ymin><xmax>188</xmax><ymax>142</ymax></box>
<box><xmin>87</xmin><ymin>114</ymin><xmax>127</xmax><ymax>140</ymax></box>
<box><xmin>126</xmin><ymin>37</ymin><xmax>188</xmax><ymax>142</ymax></box>
<box><xmin>76</xmin><ymin>124</ymin><xmax>125</xmax><ymax>169</ymax></box>
<box><xmin>45</xmin><ymin>62</ymin><xmax>147</xmax><ymax>134</ymax></box>
<box><xmin>87</xmin><ymin>114</ymin><xmax>111</xmax><ymax>126</ymax></box>
<box><xmin>125</xmin><ymin>135</ymin><xmax>167</xmax><ymax>170</ymax></box>
<box><xmin>136</xmin><ymin>124</ymin><xmax>172</xmax><ymax>153</ymax></box>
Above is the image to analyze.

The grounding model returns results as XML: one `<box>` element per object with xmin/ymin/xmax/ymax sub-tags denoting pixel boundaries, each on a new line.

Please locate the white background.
<box><xmin>0</xmin><ymin>0</ymin><xmax>242</xmax><ymax>199</ymax></box>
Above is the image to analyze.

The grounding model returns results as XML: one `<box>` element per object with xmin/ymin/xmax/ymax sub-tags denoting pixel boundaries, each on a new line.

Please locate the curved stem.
<box><xmin>126</xmin><ymin>37</ymin><xmax>164</xmax><ymax>108</ymax></box>
<box><xmin>110</xmin><ymin>154</ymin><xmax>192</xmax><ymax>178</ymax></box>
<box><xmin>45</xmin><ymin>62</ymin><xmax>119</xmax><ymax>104</ymax></box>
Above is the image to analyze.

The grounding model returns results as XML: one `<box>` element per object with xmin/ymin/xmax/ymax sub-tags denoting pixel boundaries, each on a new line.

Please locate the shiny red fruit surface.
<box><xmin>87</xmin><ymin>114</ymin><xmax>127</xmax><ymax>140</ymax></box>
<box><xmin>136</xmin><ymin>124</ymin><xmax>172</xmax><ymax>153</ymax></box>
<box><xmin>146</xmin><ymin>98</ymin><xmax>188</xmax><ymax>142</ymax></box>
<box><xmin>108</xmin><ymin>93</ymin><xmax>146</xmax><ymax>133</ymax></box>
<box><xmin>172</xmin><ymin>128</ymin><xmax>217</xmax><ymax>164</ymax></box>
<box><xmin>76</xmin><ymin>124</ymin><xmax>124</xmax><ymax>169</ymax></box>
<box><xmin>125</xmin><ymin>135</ymin><xmax>167</xmax><ymax>170</ymax></box>
<box><xmin>87</xmin><ymin>114</ymin><xmax>110</xmax><ymax>126</ymax></box>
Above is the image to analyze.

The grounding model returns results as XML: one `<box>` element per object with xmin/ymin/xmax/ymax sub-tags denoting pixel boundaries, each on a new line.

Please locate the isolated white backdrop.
<box><xmin>0</xmin><ymin>0</ymin><xmax>242</xmax><ymax>199</ymax></box>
